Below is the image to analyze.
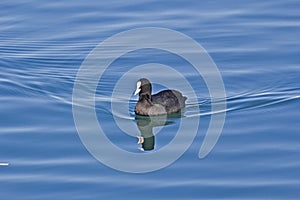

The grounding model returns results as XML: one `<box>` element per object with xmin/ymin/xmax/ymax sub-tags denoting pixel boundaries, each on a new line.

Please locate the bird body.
<box><xmin>134</xmin><ymin>78</ymin><xmax>187</xmax><ymax>116</ymax></box>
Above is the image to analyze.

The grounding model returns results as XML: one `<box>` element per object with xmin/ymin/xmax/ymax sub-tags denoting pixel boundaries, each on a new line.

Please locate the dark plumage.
<box><xmin>134</xmin><ymin>78</ymin><xmax>187</xmax><ymax>116</ymax></box>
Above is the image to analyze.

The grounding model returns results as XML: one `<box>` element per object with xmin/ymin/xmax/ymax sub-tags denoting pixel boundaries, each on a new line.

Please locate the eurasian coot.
<box><xmin>134</xmin><ymin>78</ymin><xmax>187</xmax><ymax>116</ymax></box>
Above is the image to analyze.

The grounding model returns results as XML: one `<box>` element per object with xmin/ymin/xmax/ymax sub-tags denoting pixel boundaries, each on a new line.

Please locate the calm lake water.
<box><xmin>1</xmin><ymin>0</ymin><xmax>300</xmax><ymax>199</ymax></box>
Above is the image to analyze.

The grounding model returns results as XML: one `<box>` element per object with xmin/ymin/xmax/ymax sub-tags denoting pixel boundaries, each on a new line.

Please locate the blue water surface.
<box><xmin>1</xmin><ymin>0</ymin><xmax>300</xmax><ymax>199</ymax></box>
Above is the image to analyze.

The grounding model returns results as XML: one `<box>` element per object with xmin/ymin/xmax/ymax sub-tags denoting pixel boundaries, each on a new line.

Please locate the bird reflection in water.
<box><xmin>135</xmin><ymin>112</ymin><xmax>184</xmax><ymax>151</ymax></box>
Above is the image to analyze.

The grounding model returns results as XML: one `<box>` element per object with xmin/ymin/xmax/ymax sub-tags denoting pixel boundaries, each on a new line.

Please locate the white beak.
<box><xmin>134</xmin><ymin>81</ymin><xmax>141</xmax><ymax>95</ymax></box>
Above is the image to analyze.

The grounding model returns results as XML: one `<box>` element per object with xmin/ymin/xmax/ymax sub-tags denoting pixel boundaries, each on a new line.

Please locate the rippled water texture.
<box><xmin>1</xmin><ymin>0</ymin><xmax>300</xmax><ymax>199</ymax></box>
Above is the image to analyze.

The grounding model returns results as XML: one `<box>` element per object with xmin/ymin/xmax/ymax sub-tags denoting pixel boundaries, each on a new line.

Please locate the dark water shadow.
<box><xmin>134</xmin><ymin>111</ymin><xmax>185</xmax><ymax>151</ymax></box>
